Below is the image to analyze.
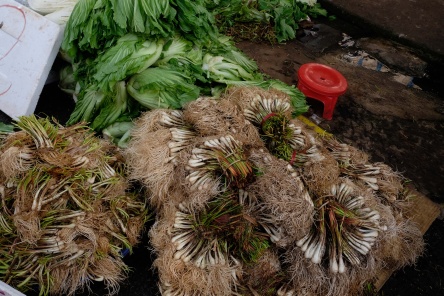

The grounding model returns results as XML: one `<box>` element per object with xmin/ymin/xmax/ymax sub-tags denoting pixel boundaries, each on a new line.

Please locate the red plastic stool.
<box><xmin>297</xmin><ymin>63</ymin><xmax>348</xmax><ymax>120</ymax></box>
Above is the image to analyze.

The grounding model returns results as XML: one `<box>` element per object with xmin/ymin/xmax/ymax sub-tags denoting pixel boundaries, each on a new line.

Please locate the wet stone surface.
<box><xmin>355</xmin><ymin>38</ymin><xmax>428</xmax><ymax>77</ymax></box>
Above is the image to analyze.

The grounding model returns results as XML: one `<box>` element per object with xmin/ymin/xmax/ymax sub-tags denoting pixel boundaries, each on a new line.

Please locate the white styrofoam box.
<box><xmin>0</xmin><ymin>280</ymin><xmax>26</xmax><ymax>296</ymax></box>
<box><xmin>0</xmin><ymin>0</ymin><xmax>63</xmax><ymax>119</ymax></box>
<box><xmin>10</xmin><ymin>0</ymin><xmax>27</xmax><ymax>6</ymax></box>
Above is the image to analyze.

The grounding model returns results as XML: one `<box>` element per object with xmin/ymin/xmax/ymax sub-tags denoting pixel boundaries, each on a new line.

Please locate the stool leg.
<box><xmin>322</xmin><ymin>97</ymin><xmax>337</xmax><ymax>120</ymax></box>
<box><xmin>297</xmin><ymin>82</ymin><xmax>340</xmax><ymax>120</ymax></box>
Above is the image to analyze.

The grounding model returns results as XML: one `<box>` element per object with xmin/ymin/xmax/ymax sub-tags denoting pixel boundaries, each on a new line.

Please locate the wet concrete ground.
<box><xmin>319</xmin><ymin>0</ymin><xmax>444</xmax><ymax>62</ymax></box>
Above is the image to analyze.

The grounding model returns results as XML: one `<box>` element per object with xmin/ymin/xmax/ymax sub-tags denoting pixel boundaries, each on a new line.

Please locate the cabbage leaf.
<box><xmin>127</xmin><ymin>66</ymin><xmax>200</xmax><ymax>110</ymax></box>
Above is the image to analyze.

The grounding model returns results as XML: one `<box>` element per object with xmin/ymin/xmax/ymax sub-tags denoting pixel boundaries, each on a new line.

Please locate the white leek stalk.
<box><xmin>44</xmin><ymin>5</ymin><xmax>75</xmax><ymax>25</ymax></box>
<box><xmin>28</xmin><ymin>0</ymin><xmax>78</xmax><ymax>15</ymax></box>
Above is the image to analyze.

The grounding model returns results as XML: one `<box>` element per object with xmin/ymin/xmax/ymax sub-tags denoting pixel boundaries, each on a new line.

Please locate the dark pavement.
<box><xmin>320</xmin><ymin>0</ymin><xmax>444</xmax><ymax>62</ymax></box>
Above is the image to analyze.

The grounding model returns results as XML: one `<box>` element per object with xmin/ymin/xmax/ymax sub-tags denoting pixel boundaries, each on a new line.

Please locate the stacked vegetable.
<box><xmin>204</xmin><ymin>0</ymin><xmax>328</xmax><ymax>42</ymax></box>
<box><xmin>59</xmin><ymin>0</ymin><xmax>309</xmax><ymax>147</ymax></box>
<box><xmin>125</xmin><ymin>90</ymin><xmax>313</xmax><ymax>295</ymax></box>
<box><xmin>124</xmin><ymin>87</ymin><xmax>423</xmax><ymax>295</ymax></box>
<box><xmin>28</xmin><ymin>0</ymin><xmax>326</xmax><ymax>39</ymax></box>
<box><xmin>0</xmin><ymin>116</ymin><xmax>148</xmax><ymax>295</ymax></box>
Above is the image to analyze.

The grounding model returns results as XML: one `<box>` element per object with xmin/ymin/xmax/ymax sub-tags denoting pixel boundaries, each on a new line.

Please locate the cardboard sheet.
<box><xmin>373</xmin><ymin>187</ymin><xmax>440</xmax><ymax>290</ymax></box>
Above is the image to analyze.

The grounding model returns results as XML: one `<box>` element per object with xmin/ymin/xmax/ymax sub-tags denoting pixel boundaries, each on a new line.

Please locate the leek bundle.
<box><xmin>124</xmin><ymin>88</ymin><xmax>423</xmax><ymax>295</ymax></box>
<box><xmin>0</xmin><ymin>115</ymin><xmax>148</xmax><ymax>295</ymax></box>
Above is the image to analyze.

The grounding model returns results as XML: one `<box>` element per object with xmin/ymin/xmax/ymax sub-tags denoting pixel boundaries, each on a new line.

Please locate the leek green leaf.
<box><xmin>0</xmin><ymin>123</ymin><xmax>14</xmax><ymax>134</ymax></box>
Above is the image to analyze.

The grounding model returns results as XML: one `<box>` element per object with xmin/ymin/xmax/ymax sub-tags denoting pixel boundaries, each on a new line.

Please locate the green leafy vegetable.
<box><xmin>171</xmin><ymin>0</ymin><xmax>219</xmax><ymax>43</ymax></box>
<box><xmin>62</xmin><ymin>0</ymin><xmax>312</xmax><ymax>133</ymax></box>
<box><xmin>127</xmin><ymin>66</ymin><xmax>200</xmax><ymax>109</ymax></box>
<box><xmin>154</xmin><ymin>36</ymin><xmax>198</xmax><ymax>66</ymax></box>
<box><xmin>203</xmin><ymin>0</ymin><xmax>328</xmax><ymax>43</ymax></box>
<box><xmin>202</xmin><ymin>53</ymin><xmax>257</xmax><ymax>82</ymax></box>
<box><xmin>62</xmin><ymin>0</ymin><xmax>220</xmax><ymax>62</ymax></box>
<box><xmin>91</xmin><ymin>81</ymin><xmax>129</xmax><ymax>131</ymax></box>
<box><xmin>61</xmin><ymin>0</ymin><xmax>97</xmax><ymax>59</ymax></box>
<box><xmin>0</xmin><ymin>122</ymin><xmax>14</xmax><ymax>134</ymax></box>
<box><xmin>92</xmin><ymin>34</ymin><xmax>165</xmax><ymax>91</ymax></box>
<box><xmin>102</xmin><ymin>121</ymin><xmax>134</xmax><ymax>147</ymax></box>
<box><xmin>59</xmin><ymin>65</ymin><xmax>77</xmax><ymax>95</ymax></box>
<box><xmin>66</xmin><ymin>86</ymin><xmax>106</xmax><ymax>125</ymax></box>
